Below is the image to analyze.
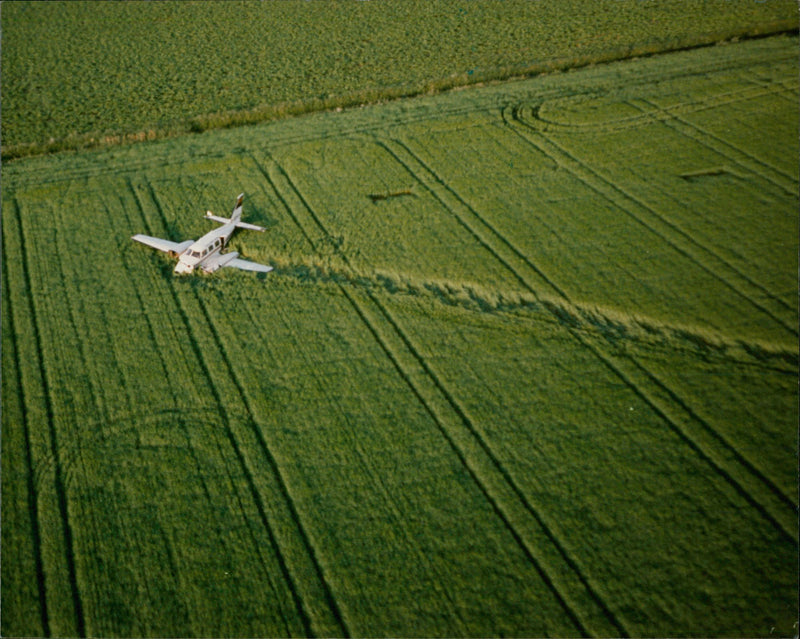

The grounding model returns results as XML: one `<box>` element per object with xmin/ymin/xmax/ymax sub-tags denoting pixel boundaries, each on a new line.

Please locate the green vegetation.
<box><xmin>2</xmin><ymin>31</ymin><xmax>798</xmax><ymax>638</ymax></box>
<box><xmin>2</xmin><ymin>0</ymin><xmax>797</xmax><ymax>158</ymax></box>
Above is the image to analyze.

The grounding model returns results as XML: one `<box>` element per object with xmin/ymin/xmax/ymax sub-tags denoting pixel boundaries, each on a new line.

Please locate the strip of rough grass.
<box><xmin>1</xmin><ymin>0</ymin><xmax>797</xmax><ymax>158</ymax></box>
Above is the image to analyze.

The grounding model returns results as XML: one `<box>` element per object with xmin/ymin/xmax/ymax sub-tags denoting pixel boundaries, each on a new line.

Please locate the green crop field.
<box><xmin>2</xmin><ymin>31</ymin><xmax>798</xmax><ymax>638</ymax></box>
<box><xmin>1</xmin><ymin>0</ymin><xmax>797</xmax><ymax>157</ymax></box>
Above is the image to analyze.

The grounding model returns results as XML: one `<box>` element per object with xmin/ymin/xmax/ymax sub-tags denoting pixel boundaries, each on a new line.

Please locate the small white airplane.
<box><xmin>132</xmin><ymin>193</ymin><xmax>273</xmax><ymax>275</ymax></box>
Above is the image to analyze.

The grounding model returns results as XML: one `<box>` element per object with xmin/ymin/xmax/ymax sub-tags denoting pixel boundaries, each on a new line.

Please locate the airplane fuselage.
<box><xmin>132</xmin><ymin>193</ymin><xmax>272</xmax><ymax>275</ymax></box>
<box><xmin>174</xmin><ymin>222</ymin><xmax>236</xmax><ymax>274</ymax></box>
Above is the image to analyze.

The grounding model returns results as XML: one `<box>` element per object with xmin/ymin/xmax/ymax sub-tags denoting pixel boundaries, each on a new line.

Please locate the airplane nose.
<box><xmin>174</xmin><ymin>261</ymin><xmax>193</xmax><ymax>275</ymax></box>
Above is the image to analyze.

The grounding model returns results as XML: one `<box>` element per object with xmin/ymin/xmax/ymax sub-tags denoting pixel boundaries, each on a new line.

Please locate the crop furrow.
<box><xmin>623</xmin><ymin>354</ymin><xmax>797</xmax><ymax>514</ymax></box>
<box><xmin>112</xmin><ymin>191</ymin><xmax>293</xmax><ymax>633</ymax></box>
<box><xmin>748</xmin><ymin>78</ymin><xmax>798</xmax><ymax>104</ymax></box>
<box><xmin>194</xmin><ymin>415</ymin><xmax>298</xmax><ymax>637</ymax></box>
<box><xmin>49</xmin><ymin>188</ymin><xmax>129</xmax><ymax>636</ymax></box>
<box><xmin>513</xmin><ymin>110</ymin><xmax>799</xmax><ymax>539</ymax></box>
<box><xmin>505</xmin><ymin>105</ymin><xmax>797</xmax><ymax>337</ymax></box>
<box><xmin>265</xmin><ymin>152</ymin><xmax>592</xmax><ymax>632</ymax></box>
<box><xmin>374</xmin><ymin>287</ymin><xmax>634</xmax><ymax>636</ymax></box>
<box><xmin>265</xmin><ymin>158</ymin><xmax>628</xmax><ymax>637</ymax></box>
<box><xmin>12</xmin><ymin>197</ymin><xmax>86</xmax><ymax>638</ymax></box>
<box><xmin>167</xmin><ymin>291</ymin><xmax>315</xmax><ymax>637</ymax></box>
<box><xmin>239</xmin><ymin>280</ymin><xmax>472</xmax><ymax>636</ymax></box>
<box><xmin>425</xmin><ymin>107</ymin><xmax>799</xmax><ymax>542</ymax></box>
<box><xmin>519</xmin><ymin>99</ymin><xmax>796</xmax><ymax>320</ymax></box>
<box><xmin>635</xmin><ymin>98</ymin><xmax>797</xmax><ymax>193</ymax></box>
<box><xmin>578</xmin><ymin>334</ymin><xmax>797</xmax><ymax>542</ymax></box>
<box><xmin>1</xmin><ymin>234</ymin><xmax>50</xmax><ymax>637</ymax></box>
<box><xmin>346</xmin><ymin>286</ymin><xmax>600</xmax><ymax>635</ymax></box>
<box><xmin>140</xmin><ymin>183</ymin><xmax>309</xmax><ymax>624</ymax></box>
<box><xmin>135</xmin><ymin>180</ymin><xmax>326</xmax><ymax>637</ymax></box>
<box><xmin>16</xmin><ymin>202</ymin><xmax>89</xmax><ymax>631</ymax></box>
<box><xmin>627</xmin><ymin>98</ymin><xmax>798</xmax><ymax>309</ymax></box>
<box><xmin>191</xmin><ymin>290</ymin><xmax>349</xmax><ymax>638</ymax></box>
<box><xmin>249</xmin><ymin>154</ymin><xmax>319</xmax><ymax>252</ymax></box>
<box><xmin>55</xmin><ymin>196</ymin><xmax>117</xmax><ymax>442</ymax></box>
<box><xmin>527</xmin><ymin>81</ymin><xmax>793</xmax><ymax>135</ymax></box>
<box><xmin>377</xmin><ymin>136</ymin><xmax>570</xmax><ymax>300</ymax></box>
<box><xmin>380</xmin><ymin>126</ymin><xmax>798</xmax><ymax>587</ymax></box>
<box><xmin>208</xmin><ymin>166</ymin><xmax>353</xmax><ymax>637</ymax></box>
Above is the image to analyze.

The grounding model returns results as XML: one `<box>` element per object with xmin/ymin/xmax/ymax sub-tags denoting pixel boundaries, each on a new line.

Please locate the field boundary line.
<box><xmin>1</xmin><ymin>212</ymin><xmax>50</xmax><ymax>637</ymax></box>
<box><xmin>505</xmin><ymin>105</ymin><xmax>797</xmax><ymax>337</ymax></box>
<box><xmin>263</xmin><ymin>155</ymin><xmax>630</xmax><ymax>637</ymax></box>
<box><xmin>139</xmin><ymin>182</ymin><xmax>347</xmax><ymax>637</ymax></box>
<box><xmin>11</xmin><ymin>196</ymin><xmax>87</xmax><ymax>637</ymax></box>
<box><xmin>3</xmin><ymin>23</ymin><xmax>797</xmax><ymax>160</ymax></box>
<box><xmin>4</xmin><ymin>39</ymin><xmax>794</xmax><ymax>188</ymax></box>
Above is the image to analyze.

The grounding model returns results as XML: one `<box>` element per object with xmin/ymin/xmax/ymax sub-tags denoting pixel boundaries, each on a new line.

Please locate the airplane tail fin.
<box><xmin>231</xmin><ymin>193</ymin><xmax>244</xmax><ymax>222</ymax></box>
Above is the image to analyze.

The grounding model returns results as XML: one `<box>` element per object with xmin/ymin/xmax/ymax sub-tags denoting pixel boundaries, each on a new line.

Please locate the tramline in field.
<box><xmin>132</xmin><ymin>193</ymin><xmax>273</xmax><ymax>275</ymax></box>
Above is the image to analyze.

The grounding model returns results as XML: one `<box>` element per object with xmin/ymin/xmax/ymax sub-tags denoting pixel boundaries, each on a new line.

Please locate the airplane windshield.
<box><xmin>191</xmin><ymin>250</ymin><xmax>202</xmax><ymax>258</ymax></box>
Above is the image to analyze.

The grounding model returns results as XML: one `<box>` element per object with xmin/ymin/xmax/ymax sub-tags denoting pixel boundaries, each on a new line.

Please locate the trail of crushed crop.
<box><xmin>263</xmin><ymin>247</ymin><xmax>796</xmax><ymax>373</ymax></box>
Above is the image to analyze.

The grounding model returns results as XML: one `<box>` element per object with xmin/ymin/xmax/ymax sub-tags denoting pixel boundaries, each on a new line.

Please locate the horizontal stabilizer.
<box><xmin>205</xmin><ymin>212</ymin><xmax>232</xmax><ymax>224</ymax></box>
<box><xmin>235</xmin><ymin>221</ymin><xmax>266</xmax><ymax>232</ymax></box>
<box><xmin>204</xmin><ymin>212</ymin><xmax>264</xmax><ymax>231</ymax></box>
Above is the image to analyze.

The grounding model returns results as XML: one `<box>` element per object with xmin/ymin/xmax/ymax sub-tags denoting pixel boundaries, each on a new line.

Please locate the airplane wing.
<box><xmin>132</xmin><ymin>234</ymin><xmax>193</xmax><ymax>254</ymax></box>
<box><xmin>223</xmin><ymin>257</ymin><xmax>273</xmax><ymax>273</ymax></box>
